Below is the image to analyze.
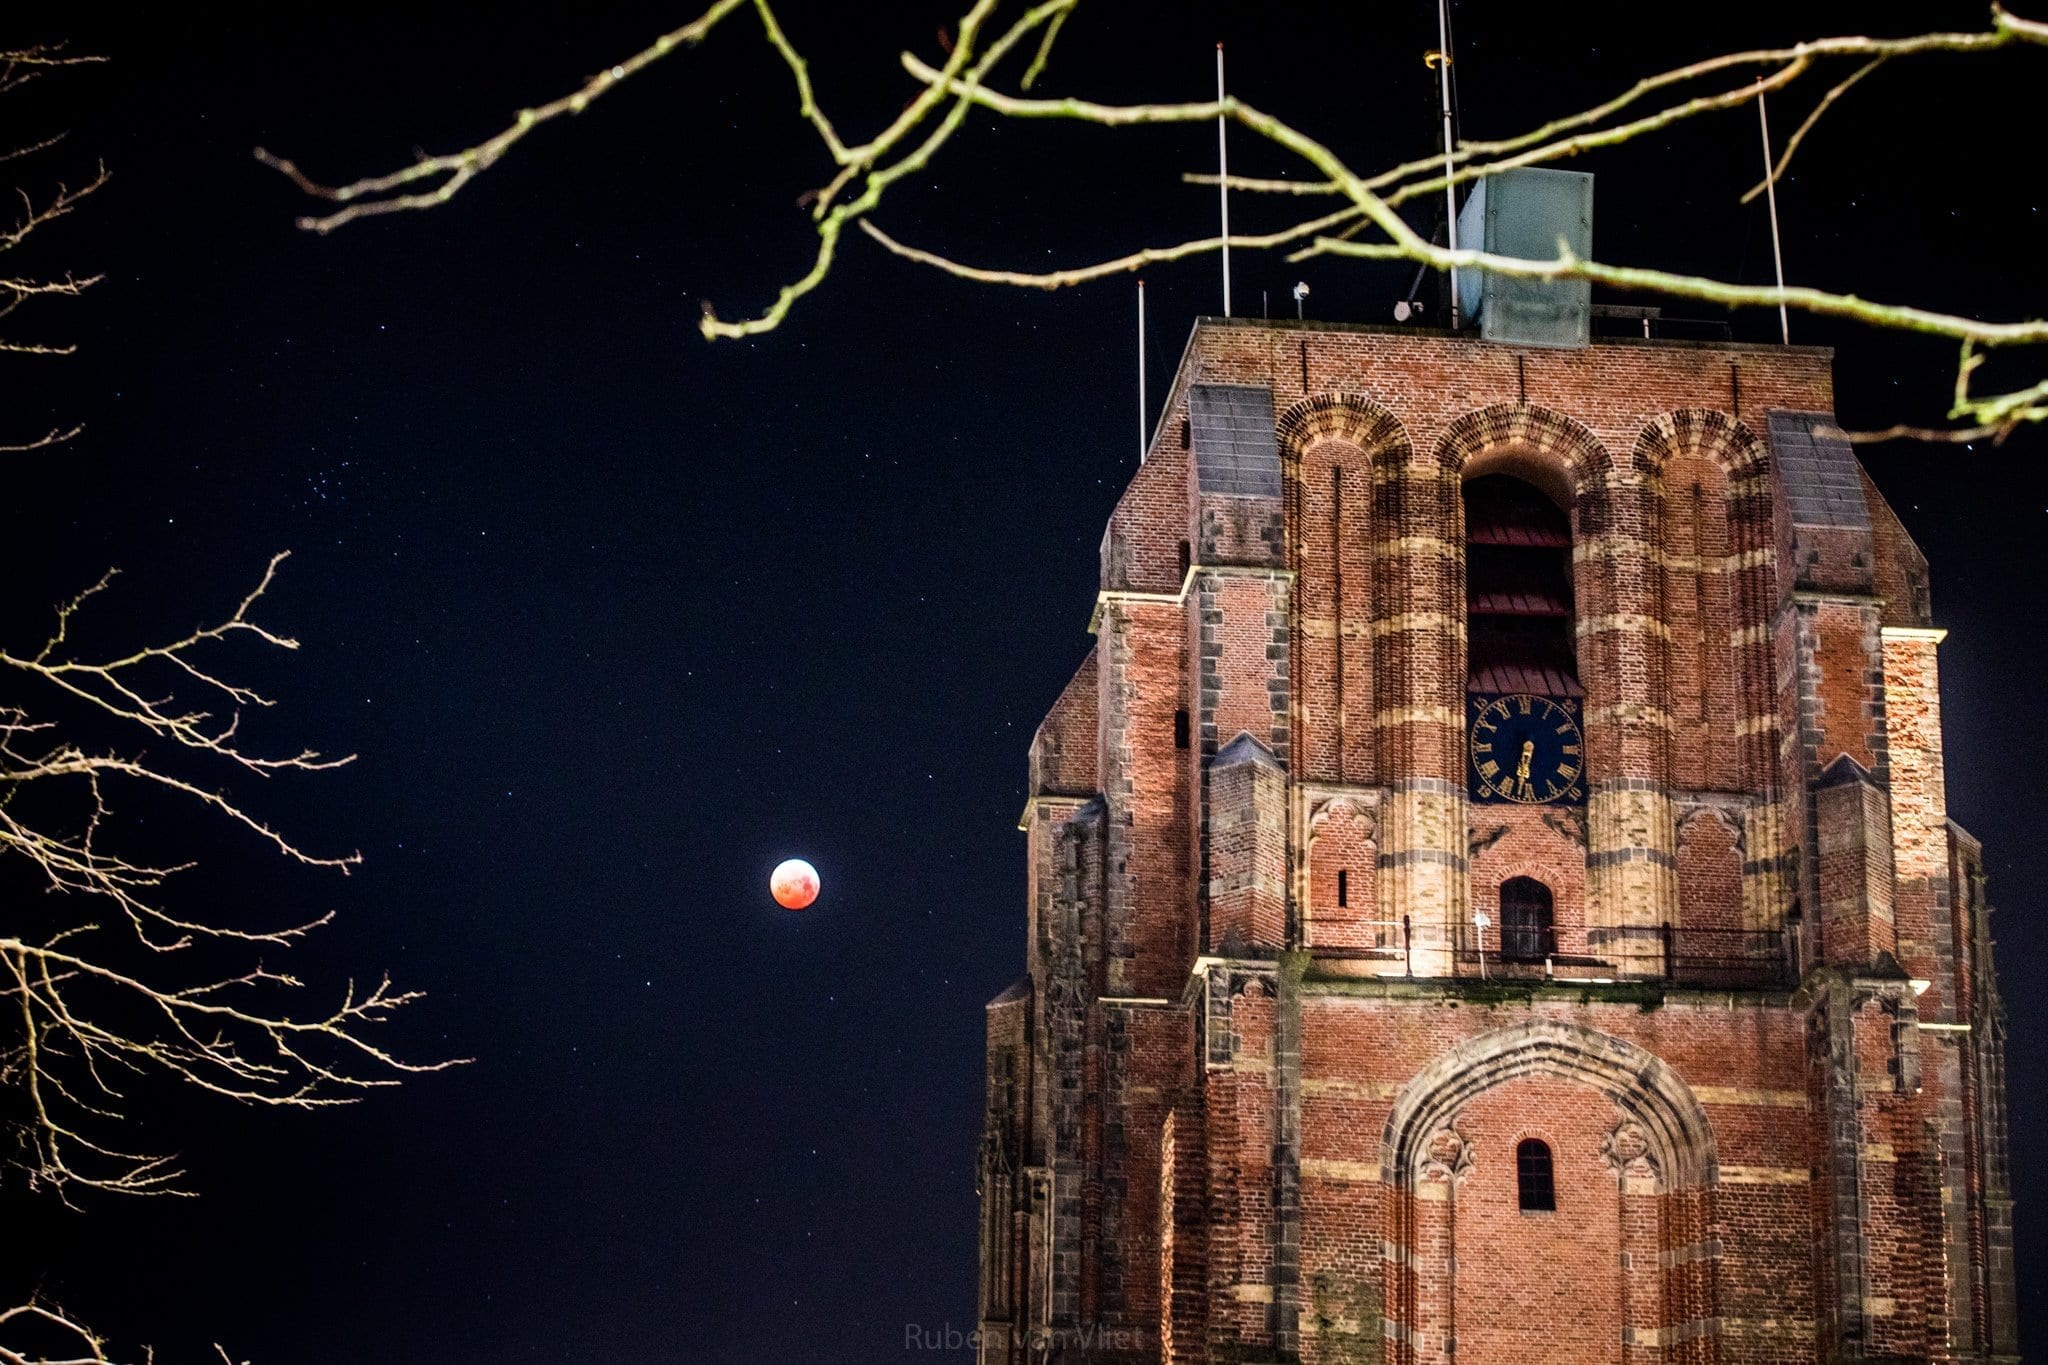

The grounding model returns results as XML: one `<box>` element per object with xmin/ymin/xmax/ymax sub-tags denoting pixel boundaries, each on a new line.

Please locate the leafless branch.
<box><xmin>0</xmin><ymin>1298</ymin><xmax>119</xmax><ymax>1364</ymax></box>
<box><xmin>0</xmin><ymin>425</ymin><xmax>83</xmax><ymax>454</ymax></box>
<box><xmin>262</xmin><ymin>5</ymin><xmax>2048</xmax><ymax>441</ymax></box>
<box><xmin>1845</xmin><ymin>423</ymin><xmax>2007</xmax><ymax>445</ymax></box>
<box><xmin>0</xmin><ymin>557</ymin><xmax>462</xmax><ymax>1198</ymax></box>
<box><xmin>859</xmin><ymin>207</ymin><xmax>1360</xmax><ymax>291</ymax></box>
<box><xmin>889</xmin><ymin>9</ymin><xmax>2048</xmax><ymax>442</ymax></box>
<box><xmin>0</xmin><ymin>44</ymin><xmax>457</xmax><ymax>1208</ymax></box>
<box><xmin>0</xmin><ymin>52</ymin><xmax>107</xmax><ymax>453</ymax></box>
<box><xmin>1741</xmin><ymin>58</ymin><xmax>1886</xmax><ymax>205</ymax></box>
<box><xmin>253</xmin><ymin>0</ymin><xmax>752</xmax><ymax>233</ymax></box>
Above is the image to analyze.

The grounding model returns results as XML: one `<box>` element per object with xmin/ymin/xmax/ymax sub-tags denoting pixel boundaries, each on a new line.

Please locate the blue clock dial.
<box><xmin>1468</xmin><ymin>693</ymin><xmax>1585</xmax><ymax>805</ymax></box>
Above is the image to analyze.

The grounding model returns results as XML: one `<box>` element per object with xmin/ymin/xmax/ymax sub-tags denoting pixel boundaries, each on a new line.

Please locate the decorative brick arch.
<box><xmin>1633</xmin><ymin>407</ymin><xmax>1773</xmax><ymax>558</ymax></box>
<box><xmin>1677</xmin><ymin>800</ymin><xmax>1746</xmax><ymax>851</ymax></box>
<box><xmin>1486</xmin><ymin>860</ymin><xmax>1561</xmax><ymax>888</ymax></box>
<box><xmin>1430</xmin><ymin>402</ymin><xmax>1613</xmax><ymax>495</ymax></box>
<box><xmin>1677</xmin><ymin>803</ymin><xmax>1747</xmax><ymax>933</ymax></box>
<box><xmin>1305</xmin><ymin>794</ymin><xmax>1380</xmax><ymax>949</ymax></box>
<box><xmin>1381</xmin><ymin>1020</ymin><xmax>1717</xmax><ymax>1191</ymax></box>
<box><xmin>1437</xmin><ymin>405</ymin><xmax>1675</xmax><ymax>947</ymax></box>
<box><xmin>1306</xmin><ymin>793</ymin><xmax>1377</xmax><ymax>842</ymax></box>
<box><xmin>1281</xmin><ymin>396</ymin><xmax>1404</xmax><ymax>789</ymax></box>
<box><xmin>1275</xmin><ymin>391</ymin><xmax>1410</xmax><ymax>464</ymax></box>
<box><xmin>1632</xmin><ymin>407</ymin><xmax>1769</xmax><ymax>480</ymax></box>
<box><xmin>1640</xmin><ymin>407</ymin><xmax>1781</xmax><ymax>813</ymax></box>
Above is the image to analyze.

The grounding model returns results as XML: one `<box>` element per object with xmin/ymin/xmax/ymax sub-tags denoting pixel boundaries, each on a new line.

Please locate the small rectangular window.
<box><xmin>1336</xmin><ymin>869</ymin><xmax>1349</xmax><ymax>908</ymax></box>
<box><xmin>1177</xmin><ymin>539</ymin><xmax>1192</xmax><ymax>580</ymax></box>
<box><xmin>1517</xmin><ymin>1139</ymin><xmax>1556</xmax><ymax>1212</ymax></box>
<box><xmin>1174</xmin><ymin>708</ymin><xmax>1190</xmax><ymax>750</ymax></box>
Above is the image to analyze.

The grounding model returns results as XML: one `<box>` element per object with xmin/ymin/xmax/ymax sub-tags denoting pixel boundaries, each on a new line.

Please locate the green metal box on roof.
<box><xmin>1454</xmin><ymin>167</ymin><xmax>1594</xmax><ymax>350</ymax></box>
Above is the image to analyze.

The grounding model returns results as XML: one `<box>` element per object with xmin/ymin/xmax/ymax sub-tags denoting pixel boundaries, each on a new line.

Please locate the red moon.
<box><xmin>770</xmin><ymin>858</ymin><xmax>820</xmax><ymax>910</ymax></box>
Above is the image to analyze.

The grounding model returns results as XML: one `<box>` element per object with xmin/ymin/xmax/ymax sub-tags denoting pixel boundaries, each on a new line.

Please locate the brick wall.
<box><xmin>1467</xmin><ymin>807</ymin><xmax>1588</xmax><ymax>959</ymax></box>
<box><xmin>1303</xmin><ymin>795</ymin><xmax>1379</xmax><ymax>951</ymax></box>
<box><xmin>1674</xmin><ymin>805</ymin><xmax>1744</xmax><ymax>933</ymax></box>
<box><xmin>1208</xmin><ymin>736</ymin><xmax>1289</xmax><ymax>952</ymax></box>
<box><xmin>975</xmin><ymin>319</ymin><xmax>2013</xmax><ymax>1363</ymax></box>
<box><xmin>1449</xmin><ymin>1076</ymin><xmax>1625</xmax><ymax>1364</ymax></box>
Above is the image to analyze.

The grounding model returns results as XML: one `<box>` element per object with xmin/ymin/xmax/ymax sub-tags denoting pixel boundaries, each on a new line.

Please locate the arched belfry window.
<box><xmin>1464</xmin><ymin>474</ymin><xmax>1580</xmax><ymax>696</ymax></box>
<box><xmin>1517</xmin><ymin>1138</ymin><xmax>1556</xmax><ymax>1212</ymax></box>
<box><xmin>1499</xmin><ymin>876</ymin><xmax>1556</xmax><ymax>962</ymax></box>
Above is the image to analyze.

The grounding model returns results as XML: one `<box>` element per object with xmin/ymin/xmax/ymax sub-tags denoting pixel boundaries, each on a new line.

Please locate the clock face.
<box><xmin>1468</xmin><ymin>693</ymin><xmax>1585</xmax><ymax>805</ymax></box>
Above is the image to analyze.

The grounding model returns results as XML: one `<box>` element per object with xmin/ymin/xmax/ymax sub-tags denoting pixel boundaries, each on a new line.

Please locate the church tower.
<box><xmin>975</xmin><ymin>307</ymin><xmax>2017</xmax><ymax>1362</ymax></box>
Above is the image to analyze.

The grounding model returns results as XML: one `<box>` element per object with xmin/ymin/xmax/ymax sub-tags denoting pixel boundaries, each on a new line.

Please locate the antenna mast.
<box><xmin>1216</xmin><ymin>44</ymin><xmax>1232</xmax><ymax>318</ymax></box>
<box><xmin>1436</xmin><ymin>0</ymin><xmax>1461</xmax><ymax>329</ymax></box>
<box><xmin>1137</xmin><ymin>279</ymin><xmax>1149</xmax><ymax>464</ymax></box>
<box><xmin>1756</xmin><ymin>87</ymin><xmax>1791</xmax><ymax>344</ymax></box>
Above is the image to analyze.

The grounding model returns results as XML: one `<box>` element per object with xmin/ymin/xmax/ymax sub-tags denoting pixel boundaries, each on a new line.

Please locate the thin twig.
<box><xmin>1741</xmin><ymin>57</ymin><xmax>1886</xmax><ymax>204</ymax></box>
<box><xmin>258</xmin><ymin>5</ymin><xmax>2048</xmax><ymax>435</ymax></box>
<box><xmin>254</xmin><ymin>0</ymin><xmax>751</xmax><ymax>233</ymax></box>
<box><xmin>860</xmin><ymin>207</ymin><xmax>1361</xmax><ymax>290</ymax></box>
<box><xmin>1847</xmin><ymin>423</ymin><xmax>2007</xmax><ymax>445</ymax></box>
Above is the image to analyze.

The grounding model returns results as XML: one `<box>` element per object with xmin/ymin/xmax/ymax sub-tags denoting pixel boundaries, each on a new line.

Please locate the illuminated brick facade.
<box><xmin>977</xmin><ymin>318</ymin><xmax>2016</xmax><ymax>1363</ymax></box>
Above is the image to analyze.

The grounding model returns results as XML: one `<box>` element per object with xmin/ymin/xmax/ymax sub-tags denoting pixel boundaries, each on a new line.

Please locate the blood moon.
<box><xmin>770</xmin><ymin>858</ymin><xmax>821</xmax><ymax>910</ymax></box>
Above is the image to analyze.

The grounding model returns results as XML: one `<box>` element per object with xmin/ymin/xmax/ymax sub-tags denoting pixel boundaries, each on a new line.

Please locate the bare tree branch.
<box><xmin>0</xmin><ymin>425</ymin><xmax>83</xmax><ymax>454</ymax></box>
<box><xmin>1846</xmin><ymin>422</ymin><xmax>2007</xmax><ymax>445</ymax></box>
<box><xmin>0</xmin><ymin>1298</ymin><xmax>120</xmax><ymax>1365</ymax></box>
<box><xmin>0</xmin><ymin>52</ymin><xmax>106</xmax><ymax>453</ymax></box>
<box><xmin>262</xmin><ymin>6</ymin><xmax>2048</xmax><ymax>437</ymax></box>
<box><xmin>888</xmin><ymin>11</ymin><xmax>2048</xmax><ymax>442</ymax></box>
<box><xmin>1</xmin><ymin>166</ymin><xmax>108</xmax><ymax>253</ymax></box>
<box><xmin>0</xmin><ymin>556</ymin><xmax>463</xmax><ymax>1199</ymax></box>
<box><xmin>700</xmin><ymin>0</ymin><xmax>1073</xmax><ymax>341</ymax></box>
<box><xmin>1740</xmin><ymin>57</ymin><xmax>1885</xmax><ymax>205</ymax></box>
<box><xmin>0</xmin><ymin>43</ymin><xmax>457</xmax><ymax>1212</ymax></box>
<box><xmin>253</xmin><ymin>0</ymin><xmax>752</xmax><ymax>233</ymax></box>
<box><xmin>859</xmin><ymin>208</ymin><xmax>1360</xmax><ymax>291</ymax></box>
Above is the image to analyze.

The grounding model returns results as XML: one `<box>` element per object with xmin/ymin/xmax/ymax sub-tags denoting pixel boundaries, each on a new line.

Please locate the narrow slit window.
<box><xmin>1336</xmin><ymin>869</ymin><xmax>1349</xmax><ymax>908</ymax></box>
<box><xmin>1517</xmin><ymin>1139</ymin><xmax>1556</xmax><ymax>1212</ymax></box>
<box><xmin>1174</xmin><ymin>708</ymin><xmax>1190</xmax><ymax>750</ymax></box>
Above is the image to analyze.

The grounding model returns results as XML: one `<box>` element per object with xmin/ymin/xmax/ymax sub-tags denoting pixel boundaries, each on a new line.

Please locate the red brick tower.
<box><xmin>976</xmin><ymin>315</ymin><xmax>2017</xmax><ymax>1363</ymax></box>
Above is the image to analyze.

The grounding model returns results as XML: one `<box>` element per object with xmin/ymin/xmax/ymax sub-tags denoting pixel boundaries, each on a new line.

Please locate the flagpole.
<box><xmin>1757</xmin><ymin>86</ymin><xmax>1791</xmax><ymax>344</ymax></box>
<box><xmin>1437</xmin><ymin>0</ymin><xmax>1460</xmax><ymax>329</ymax></box>
<box><xmin>1137</xmin><ymin>278</ymin><xmax>1149</xmax><ymax>464</ymax></box>
<box><xmin>1216</xmin><ymin>43</ymin><xmax>1232</xmax><ymax>318</ymax></box>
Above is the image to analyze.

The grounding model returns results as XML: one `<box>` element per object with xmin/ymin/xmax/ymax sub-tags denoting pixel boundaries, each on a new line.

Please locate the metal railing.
<box><xmin>1306</xmin><ymin>917</ymin><xmax>1795</xmax><ymax>990</ymax></box>
<box><xmin>1445</xmin><ymin>920</ymin><xmax>1793</xmax><ymax>989</ymax></box>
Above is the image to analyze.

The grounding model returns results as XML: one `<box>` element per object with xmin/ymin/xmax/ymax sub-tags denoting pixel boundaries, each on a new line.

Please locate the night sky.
<box><xmin>6</xmin><ymin>3</ymin><xmax>2046</xmax><ymax>1360</ymax></box>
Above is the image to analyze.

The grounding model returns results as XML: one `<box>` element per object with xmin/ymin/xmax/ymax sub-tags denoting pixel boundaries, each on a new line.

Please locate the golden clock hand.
<box><xmin>1516</xmin><ymin>739</ymin><xmax>1534</xmax><ymax>782</ymax></box>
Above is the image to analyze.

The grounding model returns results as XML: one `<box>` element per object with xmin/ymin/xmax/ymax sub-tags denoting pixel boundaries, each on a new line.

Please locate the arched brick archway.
<box><xmin>1632</xmin><ymin>407</ymin><xmax>1769</xmax><ymax>479</ymax></box>
<box><xmin>1278</xmin><ymin>395</ymin><xmax>1410</xmax><ymax>788</ymax></box>
<box><xmin>1383</xmin><ymin>1021</ymin><xmax>1716</xmax><ymax>1186</ymax></box>
<box><xmin>1304</xmin><ymin>794</ymin><xmax>1381</xmax><ymax>949</ymax></box>
<box><xmin>1634</xmin><ymin>409</ymin><xmax>1786</xmax><ymax>929</ymax></box>
<box><xmin>1432</xmin><ymin>406</ymin><xmax>1678</xmax><ymax>967</ymax></box>
<box><xmin>1275</xmin><ymin>391</ymin><xmax>1411</xmax><ymax>464</ymax></box>
<box><xmin>1431</xmin><ymin>401</ymin><xmax>1613</xmax><ymax>496</ymax></box>
<box><xmin>1379</xmin><ymin>1022</ymin><xmax>1719</xmax><ymax>1365</ymax></box>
